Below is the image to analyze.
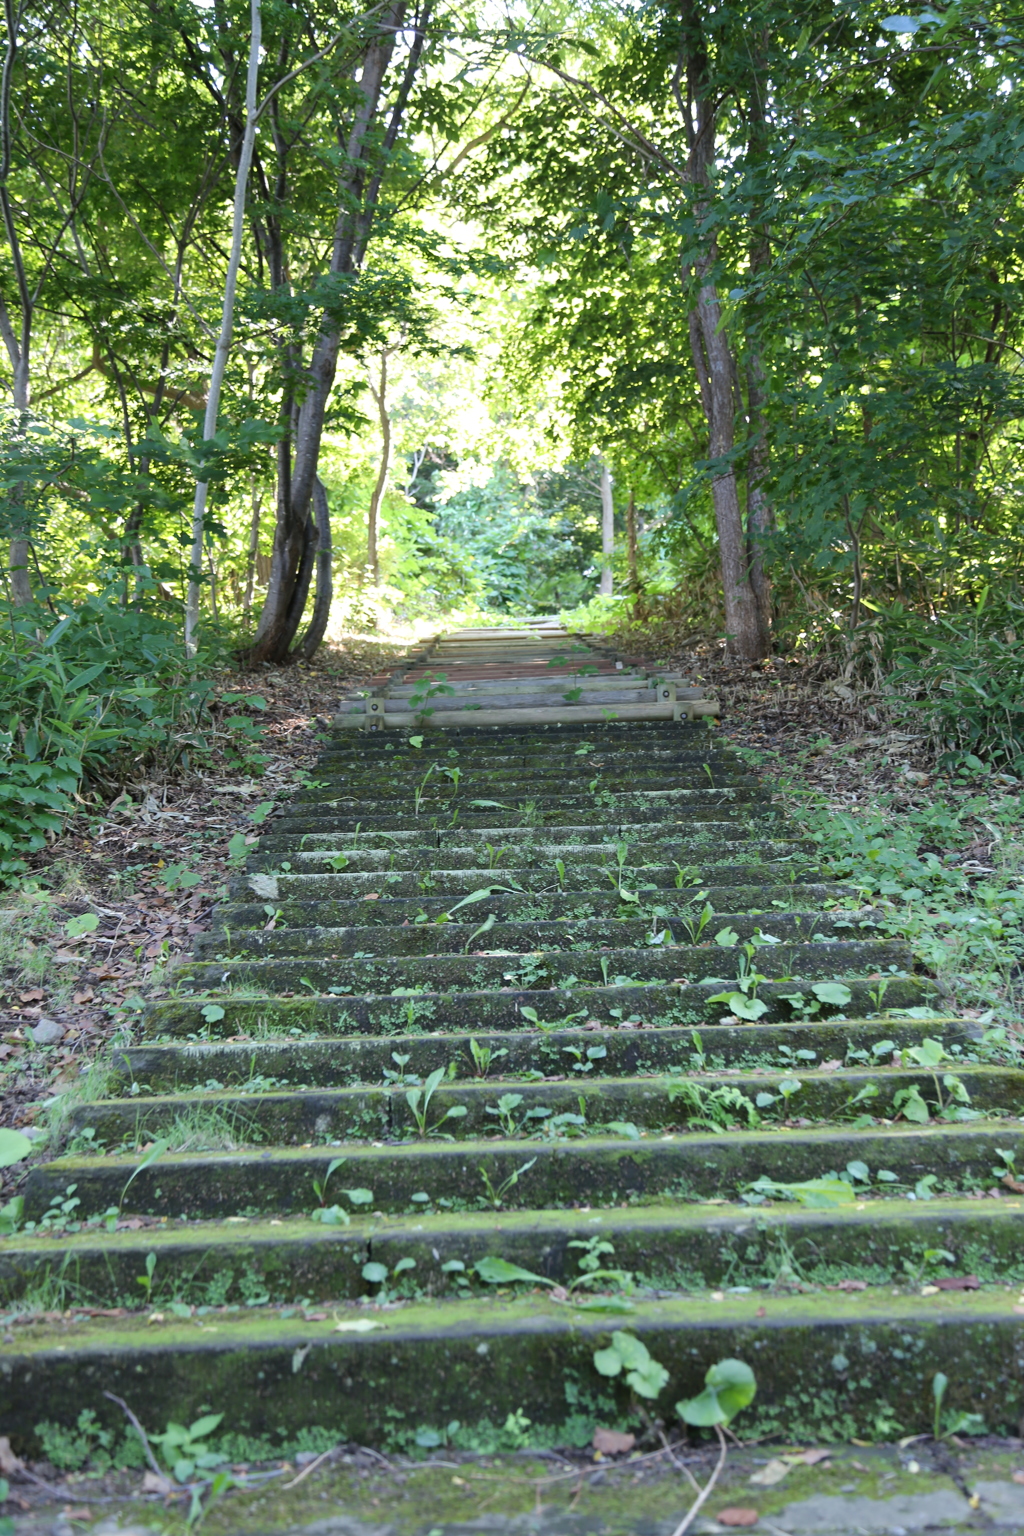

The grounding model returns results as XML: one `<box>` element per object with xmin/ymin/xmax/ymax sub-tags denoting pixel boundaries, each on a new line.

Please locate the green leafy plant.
<box><xmin>406</xmin><ymin>1067</ymin><xmax>468</xmax><ymax>1137</ymax></box>
<box><xmin>118</xmin><ymin>1137</ymin><xmax>170</xmax><ymax>1214</ymax></box>
<box><xmin>931</xmin><ymin>1371</ymin><xmax>986</xmax><ymax>1440</ymax></box>
<box><xmin>362</xmin><ymin>1256</ymin><xmax>416</xmax><ymax>1302</ymax></box>
<box><xmin>149</xmin><ymin>1412</ymin><xmax>226</xmax><ymax>1483</ymax></box>
<box><xmin>677</xmin><ymin>1358</ymin><xmax>757</xmax><ymax>1426</ymax></box>
<box><xmin>593</xmin><ymin>1330</ymin><xmax>668</xmax><ymax>1399</ymax></box>
<box><xmin>311</xmin><ymin>1158</ymin><xmax>372</xmax><ymax>1224</ymax></box>
<box><xmin>477</xmin><ymin>1156</ymin><xmax>536</xmax><ymax>1209</ymax></box>
<box><xmin>668</xmin><ymin>1079</ymin><xmax>759</xmax><ymax>1132</ymax></box>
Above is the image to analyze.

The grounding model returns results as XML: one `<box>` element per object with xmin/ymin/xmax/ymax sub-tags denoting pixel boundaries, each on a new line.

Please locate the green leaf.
<box><xmin>362</xmin><ymin>1262</ymin><xmax>389</xmax><ymax>1284</ymax></box>
<box><xmin>65</xmin><ymin>912</ymin><xmax>99</xmax><ymax>937</ymax></box>
<box><xmin>811</xmin><ymin>982</ymin><xmax>852</xmax><ymax>1007</ymax></box>
<box><xmin>201</xmin><ymin>1004</ymin><xmax>226</xmax><ymax>1023</ymax></box>
<box><xmin>474</xmin><ymin>1255</ymin><xmax>551</xmax><ymax>1286</ymax></box>
<box><xmin>345</xmin><ymin>1187</ymin><xmax>374</xmax><ymax>1206</ymax></box>
<box><xmin>677</xmin><ymin>1358</ymin><xmax>757</xmax><ymax>1427</ymax></box>
<box><xmin>0</xmin><ymin>1129</ymin><xmax>33</xmax><ymax>1169</ymax></box>
<box><xmin>714</xmin><ymin>927</ymin><xmax>739</xmax><ymax>947</ymax></box>
<box><xmin>188</xmin><ymin>1413</ymin><xmax>223</xmax><ymax>1440</ymax></box>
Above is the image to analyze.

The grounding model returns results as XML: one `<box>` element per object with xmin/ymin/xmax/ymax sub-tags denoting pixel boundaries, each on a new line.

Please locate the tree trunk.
<box><xmin>743</xmin><ymin>44</ymin><xmax>773</xmax><ymax>654</ymax></box>
<box><xmin>245</xmin><ymin>0</ymin><xmax>427</xmax><ymax>665</ymax></box>
<box><xmin>243</xmin><ymin>473</ymin><xmax>262</xmax><ymax>613</ymax></box>
<box><xmin>1</xmin><ymin>1</ymin><xmax>34</xmax><ymax>607</ymax></box>
<box><xmin>626</xmin><ymin>490</ymin><xmax>639</xmax><ymax>592</ymax></box>
<box><xmin>745</xmin><ymin>348</ymin><xmax>772</xmax><ymax>650</ymax></box>
<box><xmin>366</xmin><ymin>348</ymin><xmax>392</xmax><ymax>585</ymax></box>
<box><xmin>676</xmin><ymin>0</ymin><xmax>767</xmax><ymax>661</ymax></box>
<box><xmin>296</xmin><ymin>476</ymin><xmax>333</xmax><ymax>660</ymax></box>
<box><xmin>184</xmin><ymin>0</ymin><xmax>262</xmax><ymax>657</ymax></box>
<box><xmin>599</xmin><ymin>462</ymin><xmax>614</xmax><ymax>596</ymax></box>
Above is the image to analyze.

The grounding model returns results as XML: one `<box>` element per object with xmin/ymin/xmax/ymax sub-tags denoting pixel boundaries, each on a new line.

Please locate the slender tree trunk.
<box><xmin>743</xmin><ymin>43</ymin><xmax>773</xmax><ymax>654</ymax></box>
<box><xmin>184</xmin><ymin>0</ymin><xmax>262</xmax><ymax>657</ymax></box>
<box><xmin>5</xmin><ymin>364</ymin><xmax>31</xmax><ymax>607</ymax></box>
<box><xmin>1</xmin><ymin>1</ymin><xmax>34</xmax><ymax>606</ymax></box>
<box><xmin>599</xmin><ymin>462</ymin><xmax>614</xmax><ymax>596</ymax></box>
<box><xmin>745</xmin><ymin>348</ymin><xmax>772</xmax><ymax>650</ymax></box>
<box><xmin>297</xmin><ymin>476</ymin><xmax>333</xmax><ymax>660</ymax></box>
<box><xmin>246</xmin><ymin>0</ymin><xmax>426</xmax><ymax>665</ymax></box>
<box><xmin>366</xmin><ymin>348</ymin><xmax>392</xmax><ymax>586</ymax></box>
<box><xmin>626</xmin><ymin>490</ymin><xmax>639</xmax><ymax>591</ymax></box>
<box><xmin>676</xmin><ymin>0</ymin><xmax>766</xmax><ymax>661</ymax></box>
<box><xmin>243</xmin><ymin>473</ymin><xmax>262</xmax><ymax>613</ymax></box>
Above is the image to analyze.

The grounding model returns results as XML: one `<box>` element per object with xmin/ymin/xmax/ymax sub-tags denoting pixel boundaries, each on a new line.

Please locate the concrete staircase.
<box><xmin>4</xmin><ymin>625</ymin><xmax>1024</xmax><ymax>1454</ymax></box>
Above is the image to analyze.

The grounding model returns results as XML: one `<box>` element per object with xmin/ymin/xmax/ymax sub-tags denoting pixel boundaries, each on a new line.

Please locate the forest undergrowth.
<box><xmin>0</xmin><ymin>632</ymin><xmax>408</xmax><ymax>1199</ymax></box>
<box><xmin>663</xmin><ymin>643</ymin><xmax>1024</xmax><ymax>1036</ymax></box>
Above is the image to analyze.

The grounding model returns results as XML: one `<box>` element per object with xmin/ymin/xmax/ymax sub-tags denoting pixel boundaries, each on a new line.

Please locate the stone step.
<box><xmin>65</xmin><ymin>1066</ymin><xmax>1020</xmax><ymax>1149</ymax></box>
<box><xmin>3</xmin><ymin>1197</ymin><xmax>1018</xmax><ymax>1309</ymax></box>
<box><xmin>218</xmin><ymin>882</ymin><xmax>855</xmax><ymax>926</ymax></box>
<box><xmin>144</xmin><ymin>975</ymin><xmax>938</xmax><ymax>1037</ymax></box>
<box><xmin>194</xmin><ymin>910</ymin><xmax>873</xmax><ymax>957</ymax></box>
<box><xmin>257</xmin><ymin>832</ymin><xmax>803</xmax><ymax>865</ymax></box>
<box><xmin>11</xmin><ymin>625</ymin><xmax>1014</xmax><ymax>1459</ymax></box>
<box><xmin>235</xmin><ymin>866</ymin><xmax>830</xmax><ymax>900</ymax></box>
<box><xmin>22</xmin><ymin>1121</ymin><xmax>1023</xmax><ymax>1221</ymax></box>
<box><xmin>6</xmin><ymin>1287</ymin><xmax>1024</xmax><ymax>1445</ymax></box>
<box><xmin>115</xmin><ymin>1016</ymin><xmax>975</xmax><ymax>1090</ymax></box>
<box><xmin>178</xmin><ymin>935</ymin><xmax>914</xmax><ymax>995</ymax></box>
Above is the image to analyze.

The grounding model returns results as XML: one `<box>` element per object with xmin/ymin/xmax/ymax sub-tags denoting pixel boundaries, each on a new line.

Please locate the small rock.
<box><xmin>30</xmin><ymin>1017</ymin><xmax>65</xmax><ymax>1046</ymax></box>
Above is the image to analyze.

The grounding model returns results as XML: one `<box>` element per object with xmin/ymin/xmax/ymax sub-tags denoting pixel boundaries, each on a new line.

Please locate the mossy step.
<box><xmin>144</xmin><ymin>976</ymin><xmax>937</xmax><ymax>1037</ymax></box>
<box><xmin>318</xmin><ymin>724</ymin><xmax>720</xmax><ymax>752</ymax></box>
<box><xmin>257</xmin><ymin>831</ymin><xmax>800</xmax><ymax>866</ymax></box>
<box><xmin>7</xmin><ymin>1197</ymin><xmax>1023</xmax><ymax>1309</ymax></box>
<box><xmin>317</xmin><ymin>741</ymin><xmax>737</xmax><ymax>765</ymax></box>
<box><xmin>216</xmin><ymin>883</ymin><xmax>856</xmax><ymax>928</ymax></box>
<box><xmin>177</xmin><ymin>936</ymin><xmax>914</xmax><ymax>994</ymax></box>
<box><xmin>7</xmin><ymin>1284</ymin><xmax>1024</xmax><ymax>1447</ymax></box>
<box><xmin>23</xmin><ymin>1120</ymin><xmax>1022</xmax><ymax>1221</ymax></box>
<box><xmin>194</xmin><ymin>911</ymin><xmax>874</xmax><ymax>958</ymax></box>
<box><xmin>64</xmin><ymin>1066</ymin><xmax>1024</xmax><ymax>1148</ymax></box>
<box><xmin>273</xmin><ymin>790</ymin><xmax>772</xmax><ymax>826</ymax></box>
<box><xmin>268</xmin><ymin>849</ymin><xmax>810</xmax><ymax>881</ymax></box>
<box><xmin>119</xmin><ymin>1017</ymin><xmax>977</xmax><ymax>1090</ymax></box>
<box><xmin>287</xmin><ymin>780</ymin><xmax>768</xmax><ymax>805</ymax></box>
<box><xmin>236</xmin><ymin>865</ymin><xmax>830</xmax><ymax>900</ymax></box>
<box><xmin>295</xmin><ymin>770</ymin><xmax>762</xmax><ymax>797</ymax></box>
<box><xmin>272</xmin><ymin>809</ymin><xmax>775</xmax><ymax>838</ymax></box>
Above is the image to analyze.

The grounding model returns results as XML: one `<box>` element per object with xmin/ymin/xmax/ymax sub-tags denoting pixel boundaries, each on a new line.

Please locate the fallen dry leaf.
<box><xmin>749</xmin><ymin>1459</ymin><xmax>790</xmax><ymax>1486</ymax></box>
<box><xmin>1011</xmin><ymin>1471</ymin><xmax>1024</xmax><ymax>1485</ymax></box>
<box><xmin>716</xmin><ymin>1509</ymin><xmax>759</xmax><ymax>1527</ymax></box>
<box><xmin>798</xmin><ymin>1448</ymin><xmax>833</xmax><ymax>1465</ymax></box>
<box><xmin>829</xmin><ymin>1279</ymin><xmax>867</xmax><ymax>1291</ymax></box>
<box><xmin>141</xmin><ymin>1471</ymin><xmax>172</xmax><ymax>1495</ymax></box>
<box><xmin>1002</xmin><ymin>1175</ymin><xmax>1024</xmax><ymax>1194</ymax></box>
<box><xmin>933</xmin><ymin>1275</ymin><xmax>980</xmax><ymax>1291</ymax></box>
<box><xmin>0</xmin><ymin>1435</ymin><xmax>24</xmax><ymax>1474</ymax></box>
<box><xmin>61</xmin><ymin>1508</ymin><xmax>91</xmax><ymax>1522</ymax></box>
<box><xmin>818</xmin><ymin>1059</ymin><xmax>842</xmax><ymax>1071</ymax></box>
<box><xmin>593</xmin><ymin>1428</ymin><xmax>635</xmax><ymax>1456</ymax></box>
